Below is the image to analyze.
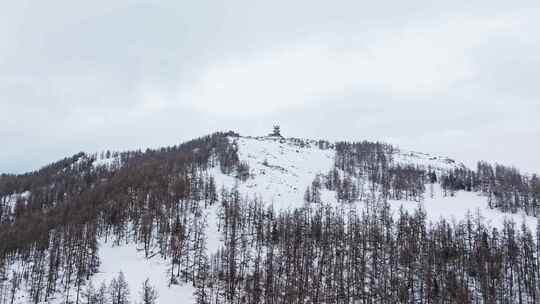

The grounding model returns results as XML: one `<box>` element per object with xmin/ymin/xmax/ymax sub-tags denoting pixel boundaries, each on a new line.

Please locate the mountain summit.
<box><xmin>1</xmin><ymin>131</ymin><xmax>539</xmax><ymax>303</ymax></box>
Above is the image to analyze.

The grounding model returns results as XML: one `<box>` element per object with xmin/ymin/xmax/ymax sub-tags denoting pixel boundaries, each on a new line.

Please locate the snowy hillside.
<box><xmin>393</xmin><ymin>149</ymin><xmax>464</xmax><ymax>172</ymax></box>
<box><xmin>210</xmin><ymin>135</ymin><xmax>534</xmax><ymax>228</ymax></box>
<box><xmin>212</xmin><ymin>135</ymin><xmax>463</xmax><ymax>207</ymax></box>
<box><xmin>88</xmin><ymin>135</ymin><xmax>537</xmax><ymax>303</ymax></box>
<box><xmin>211</xmin><ymin>136</ymin><xmax>335</xmax><ymax>209</ymax></box>
<box><xmin>3</xmin><ymin>133</ymin><xmax>539</xmax><ymax>304</ymax></box>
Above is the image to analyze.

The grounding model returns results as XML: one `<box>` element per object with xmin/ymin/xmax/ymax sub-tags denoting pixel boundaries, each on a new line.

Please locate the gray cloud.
<box><xmin>1</xmin><ymin>1</ymin><xmax>539</xmax><ymax>173</ymax></box>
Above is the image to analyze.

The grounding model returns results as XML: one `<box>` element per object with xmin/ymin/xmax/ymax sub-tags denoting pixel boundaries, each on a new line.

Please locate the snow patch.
<box><xmin>213</xmin><ymin>136</ymin><xmax>335</xmax><ymax>209</ymax></box>
<box><xmin>92</xmin><ymin>156</ymin><xmax>121</xmax><ymax>170</ymax></box>
<box><xmin>390</xmin><ymin>184</ymin><xmax>538</xmax><ymax>230</ymax></box>
<box><xmin>92</xmin><ymin>241</ymin><xmax>196</xmax><ymax>304</ymax></box>
<box><xmin>1</xmin><ymin>191</ymin><xmax>31</xmax><ymax>214</ymax></box>
<box><xmin>393</xmin><ymin>149</ymin><xmax>464</xmax><ymax>172</ymax></box>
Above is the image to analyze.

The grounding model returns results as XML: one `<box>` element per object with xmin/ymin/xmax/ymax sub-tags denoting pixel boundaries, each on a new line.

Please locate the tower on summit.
<box><xmin>270</xmin><ymin>125</ymin><xmax>282</xmax><ymax>137</ymax></box>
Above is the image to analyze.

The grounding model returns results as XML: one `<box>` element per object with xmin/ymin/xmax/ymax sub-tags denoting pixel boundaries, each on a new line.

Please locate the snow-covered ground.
<box><xmin>65</xmin><ymin>137</ymin><xmax>540</xmax><ymax>304</ymax></box>
<box><xmin>5</xmin><ymin>240</ymin><xmax>195</xmax><ymax>304</ymax></box>
<box><xmin>217</xmin><ymin>136</ymin><xmax>536</xmax><ymax>231</ymax></box>
<box><xmin>393</xmin><ymin>149</ymin><xmax>464</xmax><ymax>172</ymax></box>
<box><xmin>89</xmin><ymin>202</ymin><xmax>219</xmax><ymax>304</ymax></box>
<box><xmin>92</xmin><ymin>155</ymin><xmax>121</xmax><ymax>170</ymax></box>
<box><xmin>320</xmin><ymin>184</ymin><xmax>537</xmax><ymax>231</ymax></box>
<box><xmin>7</xmin><ymin>135</ymin><xmax>536</xmax><ymax>304</ymax></box>
<box><xmin>391</xmin><ymin>184</ymin><xmax>537</xmax><ymax>230</ymax></box>
<box><xmin>0</xmin><ymin>191</ymin><xmax>30</xmax><ymax>214</ymax></box>
<box><xmin>92</xmin><ymin>242</ymin><xmax>195</xmax><ymax>304</ymax></box>
<box><xmin>204</xmin><ymin>203</ymin><xmax>222</xmax><ymax>254</ymax></box>
<box><xmin>212</xmin><ymin>136</ymin><xmax>335</xmax><ymax>209</ymax></box>
<box><xmin>318</xmin><ymin>182</ymin><xmax>537</xmax><ymax>232</ymax></box>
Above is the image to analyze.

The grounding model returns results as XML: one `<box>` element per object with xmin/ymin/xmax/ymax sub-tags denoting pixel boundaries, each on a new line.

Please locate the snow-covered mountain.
<box><xmin>92</xmin><ymin>135</ymin><xmax>537</xmax><ymax>303</ymax></box>
<box><xmin>212</xmin><ymin>135</ymin><xmax>461</xmax><ymax>206</ymax></box>
<box><xmin>2</xmin><ymin>133</ymin><xmax>538</xmax><ymax>304</ymax></box>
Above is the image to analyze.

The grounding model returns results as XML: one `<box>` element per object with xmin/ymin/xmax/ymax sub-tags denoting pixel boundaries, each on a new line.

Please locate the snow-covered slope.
<box><xmin>392</xmin><ymin>184</ymin><xmax>538</xmax><ymax>229</ymax></box>
<box><xmin>212</xmin><ymin>136</ymin><xmax>463</xmax><ymax>205</ymax></box>
<box><xmin>393</xmin><ymin>149</ymin><xmax>464</xmax><ymax>172</ymax></box>
<box><xmin>212</xmin><ymin>136</ymin><xmax>334</xmax><ymax>209</ymax></box>
<box><xmin>232</xmin><ymin>136</ymin><xmax>532</xmax><ymax>222</ymax></box>
<box><xmin>9</xmin><ymin>135</ymin><xmax>533</xmax><ymax>304</ymax></box>
<box><xmin>9</xmin><ymin>242</ymin><xmax>196</xmax><ymax>304</ymax></box>
<box><xmin>211</xmin><ymin>136</ymin><xmax>534</xmax><ymax>231</ymax></box>
<box><xmin>0</xmin><ymin>191</ymin><xmax>30</xmax><ymax>216</ymax></box>
<box><xmin>93</xmin><ymin>242</ymin><xmax>196</xmax><ymax>304</ymax></box>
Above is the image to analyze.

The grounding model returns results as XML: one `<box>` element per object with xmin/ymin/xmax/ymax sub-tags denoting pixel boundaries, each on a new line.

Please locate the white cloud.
<box><xmin>2</xmin><ymin>2</ymin><xmax>540</xmax><ymax>174</ymax></box>
<box><xmin>180</xmin><ymin>14</ymin><xmax>522</xmax><ymax>114</ymax></box>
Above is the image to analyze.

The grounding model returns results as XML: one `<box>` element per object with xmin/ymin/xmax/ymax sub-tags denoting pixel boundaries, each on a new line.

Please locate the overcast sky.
<box><xmin>1</xmin><ymin>0</ymin><xmax>539</xmax><ymax>174</ymax></box>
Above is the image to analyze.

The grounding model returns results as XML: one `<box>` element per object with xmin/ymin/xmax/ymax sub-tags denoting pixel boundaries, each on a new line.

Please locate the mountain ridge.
<box><xmin>1</xmin><ymin>131</ymin><xmax>540</xmax><ymax>304</ymax></box>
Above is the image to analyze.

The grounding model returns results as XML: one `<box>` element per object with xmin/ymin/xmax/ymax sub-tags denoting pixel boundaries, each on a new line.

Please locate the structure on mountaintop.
<box><xmin>270</xmin><ymin>125</ymin><xmax>282</xmax><ymax>137</ymax></box>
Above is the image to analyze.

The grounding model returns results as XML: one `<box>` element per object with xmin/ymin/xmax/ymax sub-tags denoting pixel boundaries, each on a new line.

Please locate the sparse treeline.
<box><xmin>78</xmin><ymin>272</ymin><xmax>157</xmax><ymax>304</ymax></box>
<box><xmin>441</xmin><ymin>162</ymin><xmax>540</xmax><ymax>216</ymax></box>
<box><xmin>306</xmin><ymin>141</ymin><xmax>426</xmax><ymax>204</ymax></box>
<box><xmin>320</xmin><ymin>140</ymin><xmax>540</xmax><ymax>219</ymax></box>
<box><xmin>0</xmin><ymin>131</ymin><xmax>244</xmax><ymax>303</ymax></box>
<box><xmin>200</xmin><ymin>191</ymin><xmax>540</xmax><ymax>304</ymax></box>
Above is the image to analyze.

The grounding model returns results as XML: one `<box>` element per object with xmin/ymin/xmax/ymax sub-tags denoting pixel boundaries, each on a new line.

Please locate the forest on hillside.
<box><xmin>1</xmin><ymin>132</ymin><xmax>540</xmax><ymax>304</ymax></box>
